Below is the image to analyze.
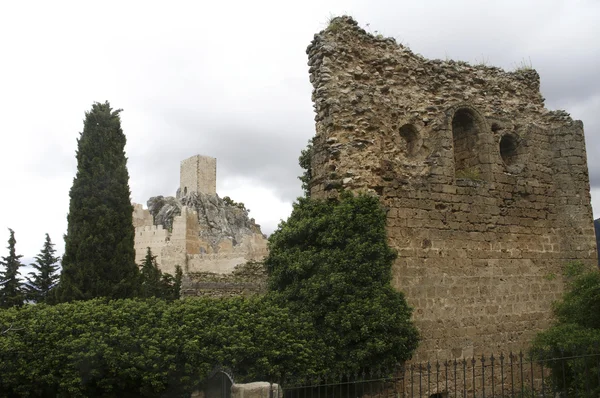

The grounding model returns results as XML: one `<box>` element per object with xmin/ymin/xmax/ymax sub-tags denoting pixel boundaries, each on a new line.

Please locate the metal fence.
<box><xmin>279</xmin><ymin>351</ymin><xmax>600</xmax><ymax>397</ymax></box>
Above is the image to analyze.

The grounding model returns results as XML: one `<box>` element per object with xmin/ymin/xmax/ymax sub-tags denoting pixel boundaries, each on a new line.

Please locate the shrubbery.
<box><xmin>0</xmin><ymin>297</ymin><xmax>322</xmax><ymax>397</ymax></box>
<box><xmin>531</xmin><ymin>262</ymin><xmax>600</xmax><ymax>395</ymax></box>
<box><xmin>0</xmin><ymin>193</ymin><xmax>418</xmax><ymax>395</ymax></box>
<box><xmin>266</xmin><ymin>193</ymin><xmax>419</xmax><ymax>376</ymax></box>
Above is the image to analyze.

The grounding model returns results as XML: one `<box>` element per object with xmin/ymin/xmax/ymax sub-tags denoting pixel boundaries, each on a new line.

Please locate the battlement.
<box><xmin>138</xmin><ymin>225</ymin><xmax>165</xmax><ymax>233</ymax></box>
<box><xmin>180</xmin><ymin>154</ymin><xmax>217</xmax><ymax>196</ymax></box>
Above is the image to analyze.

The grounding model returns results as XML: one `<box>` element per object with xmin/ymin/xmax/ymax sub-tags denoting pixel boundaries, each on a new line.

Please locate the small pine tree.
<box><xmin>139</xmin><ymin>248</ymin><xmax>162</xmax><ymax>298</ymax></box>
<box><xmin>25</xmin><ymin>234</ymin><xmax>61</xmax><ymax>303</ymax></box>
<box><xmin>57</xmin><ymin>101</ymin><xmax>139</xmax><ymax>301</ymax></box>
<box><xmin>173</xmin><ymin>265</ymin><xmax>183</xmax><ymax>299</ymax></box>
<box><xmin>158</xmin><ymin>265</ymin><xmax>183</xmax><ymax>300</ymax></box>
<box><xmin>139</xmin><ymin>248</ymin><xmax>182</xmax><ymax>300</ymax></box>
<box><xmin>0</xmin><ymin>229</ymin><xmax>25</xmax><ymax>308</ymax></box>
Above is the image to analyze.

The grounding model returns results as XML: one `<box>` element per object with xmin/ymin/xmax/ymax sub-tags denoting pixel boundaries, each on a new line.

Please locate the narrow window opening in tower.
<box><xmin>399</xmin><ymin>124</ymin><xmax>420</xmax><ymax>158</ymax></box>
<box><xmin>499</xmin><ymin>134</ymin><xmax>519</xmax><ymax>166</ymax></box>
<box><xmin>452</xmin><ymin>109</ymin><xmax>480</xmax><ymax>178</ymax></box>
<box><xmin>184</xmin><ymin>186</ymin><xmax>188</xmax><ymax>195</ymax></box>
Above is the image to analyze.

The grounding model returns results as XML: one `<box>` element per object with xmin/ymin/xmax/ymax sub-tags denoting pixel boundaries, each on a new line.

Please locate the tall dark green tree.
<box><xmin>160</xmin><ymin>265</ymin><xmax>183</xmax><ymax>300</ymax></box>
<box><xmin>57</xmin><ymin>101</ymin><xmax>139</xmax><ymax>302</ymax></box>
<box><xmin>25</xmin><ymin>234</ymin><xmax>60</xmax><ymax>303</ymax></box>
<box><xmin>0</xmin><ymin>229</ymin><xmax>25</xmax><ymax>308</ymax></box>
<box><xmin>139</xmin><ymin>248</ymin><xmax>162</xmax><ymax>298</ymax></box>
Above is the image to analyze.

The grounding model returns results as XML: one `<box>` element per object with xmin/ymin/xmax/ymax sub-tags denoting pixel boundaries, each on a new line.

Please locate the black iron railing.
<box><xmin>279</xmin><ymin>350</ymin><xmax>600</xmax><ymax>397</ymax></box>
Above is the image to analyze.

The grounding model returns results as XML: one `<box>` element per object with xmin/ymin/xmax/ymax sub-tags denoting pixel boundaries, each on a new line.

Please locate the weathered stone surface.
<box><xmin>147</xmin><ymin>195</ymin><xmax>181</xmax><ymax>231</ymax></box>
<box><xmin>307</xmin><ymin>16</ymin><xmax>598</xmax><ymax>361</ymax></box>
<box><xmin>180</xmin><ymin>154</ymin><xmax>217</xmax><ymax>196</ymax></box>
<box><xmin>231</xmin><ymin>382</ymin><xmax>282</xmax><ymax>398</ymax></box>
<box><xmin>182</xmin><ymin>261</ymin><xmax>267</xmax><ymax>298</ymax></box>
<box><xmin>181</xmin><ymin>192</ymin><xmax>264</xmax><ymax>248</ymax></box>
<box><xmin>595</xmin><ymin>218</ymin><xmax>600</xmax><ymax>265</ymax></box>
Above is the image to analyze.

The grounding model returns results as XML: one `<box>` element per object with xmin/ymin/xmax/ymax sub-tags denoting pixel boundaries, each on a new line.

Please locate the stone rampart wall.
<box><xmin>134</xmin><ymin>225</ymin><xmax>168</xmax><ymax>263</ymax></box>
<box><xmin>182</xmin><ymin>262</ymin><xmax>268</xmax><ymax>298</ymax></box>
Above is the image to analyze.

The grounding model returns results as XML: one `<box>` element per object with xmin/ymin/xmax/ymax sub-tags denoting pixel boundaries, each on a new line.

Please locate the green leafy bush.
<box><xmin>0</xmin><ymin>297</ymin><xmax>323</xmax><ymax>397</ymax></box>
<box><xmin>531</xmin><ymin>262</ymin><xmax>600</xmax><ymax>395</ymax></box>
<box><xmin>265</xmin><ymin>193</ymin><xmax>419</xmax><ymax>376</ymax></box>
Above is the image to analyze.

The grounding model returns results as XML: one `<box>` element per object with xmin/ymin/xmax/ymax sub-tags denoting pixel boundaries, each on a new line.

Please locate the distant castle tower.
<box><xmin>180</xmin><ymin>154</ymin><xmax>217</xmax><ymax>195</ymax></box>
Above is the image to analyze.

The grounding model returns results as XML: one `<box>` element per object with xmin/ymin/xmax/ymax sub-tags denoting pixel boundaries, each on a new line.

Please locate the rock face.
<box><xmin>181</xmin><ymin>192</ymin><xmax>264</xmax><ymax>249</ymax></box>
<box><xmin>133</xmin><ymin>155</ymin><xmax>268</xmax><ymax>277</ymax></box>
<box><xmin>147</xmin><ymin>195</ymin><xmax>181</xmax><ymax>232</ymax></box>
<box><xmin>146</xmin><ymin>192</ymin><xmax>264</xmax><ymax>252</ymax></box>
<box><xmin>307</xmin><ymin>16</ymin><xmax>597</xmax><ymax>362</ymax></box>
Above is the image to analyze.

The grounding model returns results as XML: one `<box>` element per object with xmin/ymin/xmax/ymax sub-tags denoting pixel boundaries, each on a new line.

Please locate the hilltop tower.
<box><xmin>180</xmin><ymin>154</ymin><xmax>217</xmax><ymax>196</ymax></box>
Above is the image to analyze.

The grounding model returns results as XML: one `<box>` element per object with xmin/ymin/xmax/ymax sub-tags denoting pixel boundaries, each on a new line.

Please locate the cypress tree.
<box><xmin>25</xmin><ymin>234</ymin><xmax>61</xmax><ymax>303</ymax></box>
<box><xmin>0</xmin><ymin>229</ymin><xmax>25</xmax><ymax>308</ymax></box>
<box><xmin>57</xmin><ymin>101</ymin><xmax>139</xmax><ymax>301</ymax></box>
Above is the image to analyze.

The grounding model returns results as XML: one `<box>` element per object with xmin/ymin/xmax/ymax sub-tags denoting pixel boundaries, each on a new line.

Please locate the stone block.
<box><xmin>231</xmin><ymin>382</ymin><xmax>282</xmax><ymax>398</ymax></box>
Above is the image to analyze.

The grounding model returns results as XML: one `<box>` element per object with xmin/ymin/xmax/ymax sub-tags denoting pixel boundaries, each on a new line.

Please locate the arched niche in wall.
<box><xmin>499</xmin><ymin>132</ymin><xmax>526</xmax><ymax>174</ymax></box>
<box><xmin>451</xmin><ymin>106</ymin><xmax>487</xmax><ymax>180</ymax></box>
<box><xmin>399</xmin><ymin>124</ymin><xmax>421</xmax><ymax>158</ymax></box>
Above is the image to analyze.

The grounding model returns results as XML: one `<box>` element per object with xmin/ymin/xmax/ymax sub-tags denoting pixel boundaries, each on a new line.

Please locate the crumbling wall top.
<box><xmin>307</xmin><ymin>15</ymin><xmax>576</xmax><ymax>133</ymax></box>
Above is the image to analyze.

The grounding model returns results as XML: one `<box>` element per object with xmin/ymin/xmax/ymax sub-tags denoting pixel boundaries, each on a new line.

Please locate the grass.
<box><xmin>514</xmin><ymin>57</ymin><xmax>533</xmax><ymax>71</ymax></box>
<box><xmin>474</xmin><ymin>54</ymin><xmax>490</xmax><ymax>67</ymax></box>
<box><xmin>455</xmin><ymin>167</ymin><xmax>481</xmax><ymax>180</ymax></box>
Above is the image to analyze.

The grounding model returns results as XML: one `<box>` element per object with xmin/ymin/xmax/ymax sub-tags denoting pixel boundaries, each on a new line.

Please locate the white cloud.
<box><xmin>218</xmin><ymin>176</ymin><xmax>295</xmax><ymax>236</ymax></box>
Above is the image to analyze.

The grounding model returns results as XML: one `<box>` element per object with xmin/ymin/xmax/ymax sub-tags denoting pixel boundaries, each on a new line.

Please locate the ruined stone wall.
<box><xmin>307</xmin><ymin>16</ymin><xmax>598</xmax><ymax>362</ymax></box>
<box><xmin>180</xmin><ymin>154</ymin><xmax>217</xmax><ymax>196</ymax></box>
<box><xmin>182</xmin><ymin>261</ymin><xmax>268</xmax><ymax>298</ymax></box>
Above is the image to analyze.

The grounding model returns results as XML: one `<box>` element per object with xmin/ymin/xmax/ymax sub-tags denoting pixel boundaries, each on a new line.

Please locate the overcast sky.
<box><xmin>1</xmin><ymin>0</ymin><xmax>599</xmax><ymax>262</ymax></box>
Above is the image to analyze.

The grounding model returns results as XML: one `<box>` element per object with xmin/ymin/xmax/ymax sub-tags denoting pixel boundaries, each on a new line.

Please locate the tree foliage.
<box><xmin>531</xmin><ymin>262</ymin><xmax>600</xmax><ymax>394</ymax></box>
<box><xmin>298</xmin><ymin>139</ymin><xmax>313</xmax><ymax>197</ymax></box>
<box><xmin>57</xmin><ymin>101</ymin><xmax>139</xmax><ymax>302</ymax></box>
<box><xmin>139</xmin><ymin>248</ymin><xmax>162</xmax><ymax>298</ymax></box>
<box><xmin>265</xmin><ymin>193</ymin><xmax>419</xmax><ymax>375</ymax></box>
<box><xmin>139</xmin><ymin>248</ymin><xmax>182</xmax><ymax>300</ymax></box>
<box><xmin>0</xmin><ymin>229</ymin><xmax>25</xmax><ymax>309</ymax></box>
<box><xmin>0</xmin><ymin>297</ymin><xmax>322</xmax><ymax>397</ymax></box>
<box><xmin>25</xmin><ymin>233</ymin><xmax>60</xmax><ymax>304</ymax></box>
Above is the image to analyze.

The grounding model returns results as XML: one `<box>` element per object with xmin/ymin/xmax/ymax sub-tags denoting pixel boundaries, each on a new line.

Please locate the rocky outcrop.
<box><xmin>182</xmin><ymin>192</ymin><xmax>264</xmax><ymax>248</ymax></box>
<box><xmin>147</xmin><ymin>192</ymin><xmax>265</xmax><ymax>253</ymax></box>
<box><xmin>148</xmin><ymin>196</ymin><xmax>181</xmax><ymax>231</ymax></box>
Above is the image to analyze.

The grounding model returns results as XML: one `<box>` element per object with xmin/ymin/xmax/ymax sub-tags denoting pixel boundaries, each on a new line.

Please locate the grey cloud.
<box><xmin>4</xmin><ymin>0</ymin><xmax>600</xmax><ymax>259</ymax></box>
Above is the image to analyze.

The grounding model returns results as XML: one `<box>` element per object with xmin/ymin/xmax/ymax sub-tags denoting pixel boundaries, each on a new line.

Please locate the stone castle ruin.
<box><xmin>307</xmin><ymin>17</ymin><xmax>598</xmax><ymax>361</ymax></box>
<box><xmin>132</xmin><ymin>155</ymin><xmax>268</xmax><ymax>280</ymax></box>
